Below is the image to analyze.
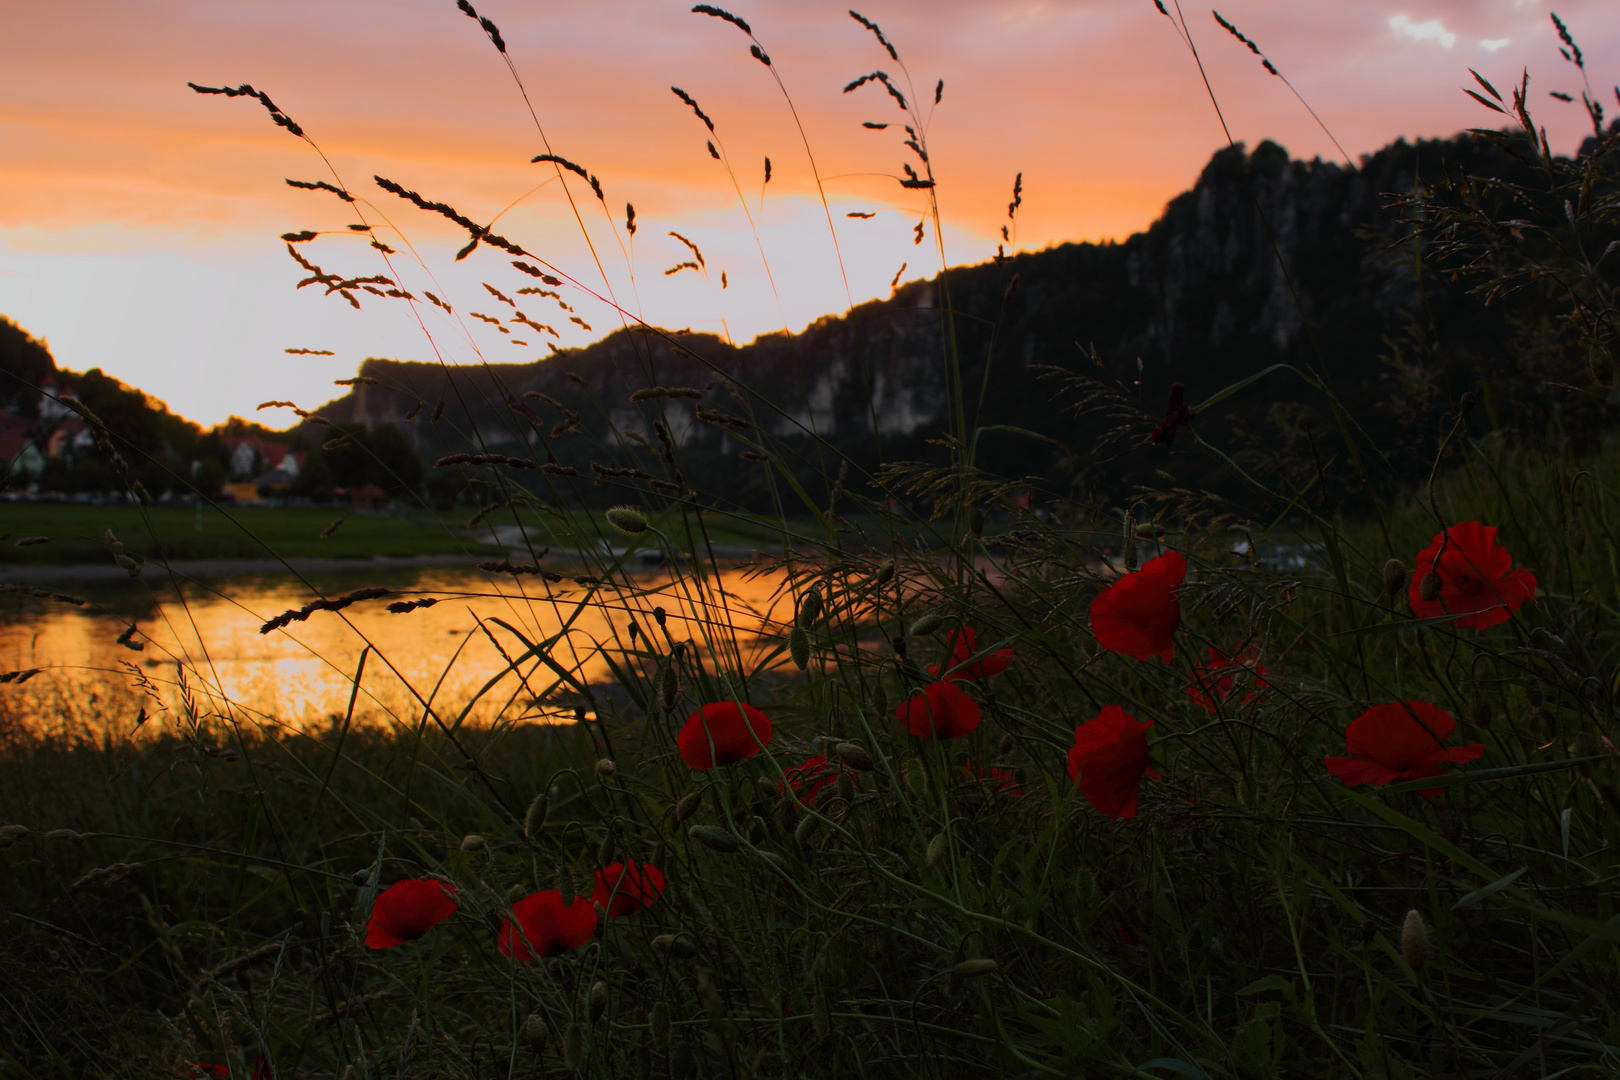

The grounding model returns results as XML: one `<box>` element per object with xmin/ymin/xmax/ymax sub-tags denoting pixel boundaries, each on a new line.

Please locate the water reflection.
<box><xmin>0</xmin><ymin>564</ymin><xmax>794</xmax><ymax>736</ymax></box>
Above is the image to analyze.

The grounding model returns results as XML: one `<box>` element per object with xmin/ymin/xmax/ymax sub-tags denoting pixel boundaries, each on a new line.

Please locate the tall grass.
<box><xmin>4</xmin><ymin>5</ymin><xmax>1620</xmax><ymax>1079</ymax></box>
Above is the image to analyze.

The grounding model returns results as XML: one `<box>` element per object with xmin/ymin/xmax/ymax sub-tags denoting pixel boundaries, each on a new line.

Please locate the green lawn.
<box><xmin>0</xmin><ymin>502</ymin><xmax>498</xmax><ymax>564</ymax></box>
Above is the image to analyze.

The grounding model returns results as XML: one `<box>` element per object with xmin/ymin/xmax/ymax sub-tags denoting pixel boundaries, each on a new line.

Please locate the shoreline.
<box><xmin>0</xmin><ymin>544</ymin><xmax>769</xmax><ymax>584</ymax></box>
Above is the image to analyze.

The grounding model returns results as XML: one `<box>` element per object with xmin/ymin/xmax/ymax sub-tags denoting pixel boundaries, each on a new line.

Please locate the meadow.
<box><xmin>3</xmin><ymin>4</ymin><xmax>1620</xmax><ymax>1079</ymax></box>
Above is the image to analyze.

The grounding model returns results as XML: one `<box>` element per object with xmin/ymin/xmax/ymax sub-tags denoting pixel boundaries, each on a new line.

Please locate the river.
<box><xmin>0</xmin><ymin>562</ymin><xmax>795</xmax><ymax>739</ymax></box>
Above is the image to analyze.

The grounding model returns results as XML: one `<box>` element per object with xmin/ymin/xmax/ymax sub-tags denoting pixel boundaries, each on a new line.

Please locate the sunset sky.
<box><xmin>3</xmin><ymin>0</ymin><xmax>1618</xmax><ymax>427</ymax></box>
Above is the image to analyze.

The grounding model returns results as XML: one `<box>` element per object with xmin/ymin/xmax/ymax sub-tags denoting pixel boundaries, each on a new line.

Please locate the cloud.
<box><xmin>1389</xmin><ymin>15</ymin><xmax>1457</xmax><ymax>49</ymax></box>
<box><xmin>1480</xmin><ymin>38</ymin><xmax>1511</xmax><ymax>52</ymax></box>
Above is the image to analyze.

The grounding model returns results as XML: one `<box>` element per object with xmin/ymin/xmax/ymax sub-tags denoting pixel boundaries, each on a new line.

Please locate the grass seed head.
<box><xmin>650</xmin><ymin>1000</ymin><xmax>671</xmax><ymax>1048</ymax></box>
<box><xmin>1383</xmin><ymin>558</ymin><xmax>1409</xmax><ymax>596</ymax></box>
<box><xmin>661</xmin><ymin>665</ymin><xmax>681</xmax><ymax>712</ymax></box>
<box><xmin>1401</xmin><ymin>910</ymin><xmax>1430</xmax><ymax>972</ymax></box>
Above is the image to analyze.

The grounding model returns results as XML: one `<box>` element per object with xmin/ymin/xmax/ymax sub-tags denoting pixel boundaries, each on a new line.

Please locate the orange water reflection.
<box><xmin>0</xmin><ymin>564</ymin><xmax>796</xmax><ymax>736</ymax></box>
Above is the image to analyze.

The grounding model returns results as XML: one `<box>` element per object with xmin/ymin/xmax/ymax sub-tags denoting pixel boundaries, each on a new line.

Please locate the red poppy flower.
<box><xmin>897</xmin><ymin>681</ymin><xmax>982</xmax><ymax>739</ymax></box>
<box><xmin>1409</xmin><ymin>521</ymin><xmax>1536</xmax><ymax>630</ymax></box>
<box><xmin>928</xmin><ymin>626</ymin><xmax>1015</xmax><ymax>682</ymax></box>
<box><xmin>1324</xmin><ymin>701</ymin><xmax>1483</xmax><ymax>797</ymax></box>
<box><xmin>364</xmin><ymin>878</ymin><xmax>458</xmax><ymax>949</ymax></box>
<box><xmin>1090</xmin><ymin>551</ymin><xmax>1186</xmax><ymax>663</ymax></box>
<box><xmin>1186</xmin><ymin>648</ymin><xmax>1269</xmax><ymax>713</ymax></box>
<box><xmin>677</xmin><ymin>700</ymin><xmax>773</xmax><ymax>769</ymax></box>
<box><xmin>780</xmin><ymin>755</ymin><xmax>840</xmax><ymax>804</ymax></box>
<box><xmin>962</xmin><ymin>762</ymin><xmax>1024</xmax><ymax>800</ymax></box>
<box><xmin>1067</xmin><ymin>705</ymin><xmax>1159</xmax><ymax>820</ymax></box>
<box><xmin>1150</xmin><ymin>382</ymin><xmax>1196</xmax><ymax>445</ymax></box>
<box><xmin>497</xmin><ymin>889</ymin><xmax>598</xmax><ymax>960</ymax></box>
<box><xmin>592</xmin><ymin>858</ymin><xmax>665</xmax><ymax>918</ymax></box>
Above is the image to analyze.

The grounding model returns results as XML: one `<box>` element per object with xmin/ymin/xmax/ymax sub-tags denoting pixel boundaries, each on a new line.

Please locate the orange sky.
<box><xmin>3</xmin><ymin>0</ymin><xmax>1617</xmax><ymax>427</ymax></box>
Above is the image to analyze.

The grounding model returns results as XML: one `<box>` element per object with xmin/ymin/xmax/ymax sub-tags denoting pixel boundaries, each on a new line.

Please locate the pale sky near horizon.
<box><xmin>3</xmin><ymin>0</ymin><xmax>1618</xmax><ymax>428</ymax></box>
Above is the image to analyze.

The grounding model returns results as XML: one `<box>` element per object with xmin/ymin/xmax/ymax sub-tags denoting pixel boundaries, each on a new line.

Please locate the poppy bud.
<box><xmin>871</xmin><ymin>684</ymin><xmax>888</xmax><ymax>718</ymax></box>
<box><xmin>1531</xmin><ymin>627</ymin><xmax>1564</xmax><ymax>652</ymax></box>
<box><xmin>351</xmin><ymin>869</ymin><xmax>370</xmax><ymax>886</ymax></box>
<box><xmin>589</xmin><ymin>980</ymin><xmax>609</xmax><ymax>1022</ymax></box>
<box><xmin>460</xmin><ymin>834</ymin><xmax>485</xmax><ymax>853</ymax></box>
<box><xmin>1419</xmin><ymin>572</ymin><xmax>1441</xmax><ymax>603</ymax></box>
<box><xmin>838</xmin><ymin>771</ymin><xmax>856</xmax><ymax>804</ymax></box>
<box><xmin>652</xmin><ymin>933</ymin><xmax>698</xmax><ymax>959</ymax></box>
<box><xmin>797</xmin><ymin>586</ymin><xmax>824</xmax><ymax>628</ymax></box>
<box><xmin>1568</xmin><ymin>514</ymin><xmax>1587</xmax><ymax>555</ymax></box>
<box><xmin>595</xmin><ymin>758</ymin><xmax>617</xmax><ymax>779</ymax></box>
<box><xmin>1468</xmin><ymin>688</ymin><xmax>1491</xmax><ymax>728</ymax></box>
<box><xmin>563</xmin><ymin>1022</ymin><xmax>584</xmax><ymax>1069</ymax></box>
<box><xmin>1382</xmin><ymin>558</ymin><xmax>1407</xmax><ymax>597</ymax></box>
<box><xmin>904</xmin><ymin>758</ymin><xmax>928</xmax><ymax>799</ymax></box>
<box><xmin>520</xmin><ymin>1013</ymin><xmax>549</xmax><ymax>1053</ymax></box>
<box><xmin>674</xmin><ymin>789</ymin><xmax>703</xmax><ymax>822</ymax></box>
<box><xmin>660</xmin><ymin>666</ymin><xmax>680</xmax><ymax>712</ymax></box>
<box><xmin>925</xmin><ymin>833</ymin><xmax>948</xmax><ymax>868</ymax></box>
<box><xmin>1524</xmin><ymin>677</ymin><xmax>1545</xmax><ymax>710</ymax></box>
<box><xmin>558</xmin><ymin>864</ymin><xmax>578</xmax><ymax>906</ymax></box>
<box><xmin>507</xmin><ymin>881</ymin><xmax>529</xmax><ymax>904</ymax></box>
<box><xmin>1401</xmin><ymin>909</ymin><xmax>1429</xmax><ymax>973</ymax></box>
<box><xmin>650</xmin><ymin>1000</ymin><xmax>671</xmax><ymax>1048</ymax></box>
<box><xmin>688</xmin><ymin>825</ymin><xmax>739</xmax><ymax>853</ymax></box>
<box><xmin>596</xmin><ymin>832</ymin><xmax>615</xmax><ymax>867</ymax></box>
<box><xmin>891</xmin><ymin>635</ymin><xmax>907</xmax><ymax>659</ymax></box>
<box><xmin>794</xmin><ymin>814</ymin><xmax>821</xmax><ymax>846</ymax></box>
<box><xmin>952</xmin><ymin>958</ymin><xmax>997</xmax><ymax>978</ymax></box>
<box><xmin>525</xmin><ymin>793</ymin><xmax>549</xmax><ymax>840</ymax></box>
<box><xmin>748</xmin><ymin>815</ymin><xmax>768</xmax><ymax>844</ymax></box>
<box><xmin>606</xmin><ymin>506</ymin><xmax>648</xmax><ymax>535</ymax></box>
<box><xmin>812</xmin><ymin>992</ymin><xmax>831</xmax><ymax>1037</ymax></box>
<box><xmin>778</xmin><ymin>794</ymin><xmax>800</xmax><ymax>832</ymax></box>
<box><xmin>0</xmin><ymin>824</ymin><xmax>29</xmax><ymax>846</ymax></box>
<box><xmin>969</xmin><ymin>509</ymin><xmax>986</xmax><ymax>536</ymax></box>
<box><xmin>670</xmin><ymin>1040</ymin><xmax>696</xmax><ymax>1080</ymax></box>
<box><xmin>789</xmin><ymin>626</ymin><xmax>811</xmax><ymax>670</ymax></box>
<box><xmin>340</xmin><ymin>1067</ymin><xmax>358</xmax><ymax>1080</ymax></box>
<box><xmin>755</xmin><ymin>849</ymin><xmax>790</xmax><ymax>873</ymax></box>
<box><xmin>653</xmin><ymin>605</ymin><xmax>667</xmax><ymax>627</ymax></box>
<box><xmin>910</xmin><ymin>612</ymin><xmax>944</xmax><ymax>637</ymax></box>
<box><xmin>1122</xmin><ymin>530</ymin><xmax>1138</xmax><ymax>573</ymax></box>
<box><xmin>1135</xmin><ymin>522</ymin><xmax>1165</xmax><ymax>540</ymax></box>
<box><xmin>834</xmin><ymin>742</ymin><xmax>875</xmax><ymax>772</ymax></box>
<box><xmin>874</xmin><ymin>560</ymin><xmax>895</xmax><ymax>587</ymax></box>
<box><xmin>999</xmin><ymin>734</ymin><xmax>1015</xmax><ymax>756</ymax></box>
